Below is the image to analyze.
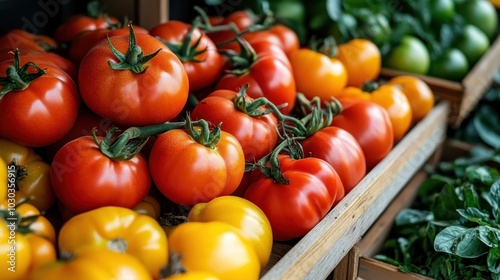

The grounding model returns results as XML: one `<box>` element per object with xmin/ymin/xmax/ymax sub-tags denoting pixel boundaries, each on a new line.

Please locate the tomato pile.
<box><xmin>0</xmin><ymin>2</ymin><xmax>437</xmax><ymax>279</ymax></box>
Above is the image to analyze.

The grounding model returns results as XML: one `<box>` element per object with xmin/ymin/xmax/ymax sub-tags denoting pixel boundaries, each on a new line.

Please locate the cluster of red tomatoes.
<box><xmin>0</xmin><ymin>4</ymin><xmax>436</xmax><ymax>280</ymax></box>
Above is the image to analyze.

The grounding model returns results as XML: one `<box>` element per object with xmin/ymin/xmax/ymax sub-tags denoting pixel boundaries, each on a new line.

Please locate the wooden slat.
<box><xmin>260</xmin><ymin>102</ymin><xmax>449</xmax><ymax>280</ymax></box>
<box><xmin>333</xmin><ymin>244</ymin><xmax>360</xmax><ymax>280</ymax></box>
<box><xmin>358</xmin><ymin>258</ymin><xmax>433</xmax><ymax>280</ymax></box>
<box><xmin>138</xmin><ymin>0</ymin><xmax>169</xmax><ymax>29</ymax></box>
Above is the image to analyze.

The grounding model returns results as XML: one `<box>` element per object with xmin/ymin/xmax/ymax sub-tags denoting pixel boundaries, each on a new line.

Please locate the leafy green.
<box><xmin>376</xmin><ymin>149</ymin><xmax>500</xmax><ymax>279</ymax></box>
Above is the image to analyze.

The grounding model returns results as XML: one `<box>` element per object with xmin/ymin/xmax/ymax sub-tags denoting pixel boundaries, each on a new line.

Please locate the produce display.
<box><xmin>4</xmin><ymin>0</ymin><xmax>500</xmax><ymax>279</ymax></box>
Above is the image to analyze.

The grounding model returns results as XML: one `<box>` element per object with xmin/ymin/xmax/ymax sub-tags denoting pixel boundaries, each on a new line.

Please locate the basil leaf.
<box><xmin>434</xmin><ymin>226</ymin><xmax>489</xmax><ymax>258</ymax></box>
<box><xmin>395</xmin><ymin>209</ymin><xmax>434</xmax><ymax>226</ymax></box>
<box><xmin>484</xmin><ymin>180</ymin><xmax>500</xmax><ymax>224</ymax></box>
<box><xmin>326</xmin><ymin>0</ymin><xmax>342</xmax><ymax>21</ymax></box>
<box><xmin>488</xmin><ymin>247</ymin><xmax>500</xmax><ymax>274</ymax></box>
<box><xmin>456</xmin><ymin>208</ymin><xmax>492</xmax><ymax>226</ymax></box>
<box><xmin>473</xmin><ymin>104</ymin><xmax>500</xmax><ymax>150</ymax></box>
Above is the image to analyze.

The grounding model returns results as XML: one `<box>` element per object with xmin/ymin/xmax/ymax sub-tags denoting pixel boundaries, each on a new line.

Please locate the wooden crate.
<box><xmin>260</xmin><ymin>101</ymin><xmax>449</xmax><ymax>280</ymax></box>
<box><xmin>379</xmin><ymin>33</ymin><xmax>500</xmax><ymax>128</ymax></box>
<box><xmin>357</xmin><ymin>140</ymin><xmax>497</xmax><ymax>280</ymax></box>
<box><xmin>101</xmin><ymin>0</ymin><xmax>169</xmax><ymax>30</ymax></box>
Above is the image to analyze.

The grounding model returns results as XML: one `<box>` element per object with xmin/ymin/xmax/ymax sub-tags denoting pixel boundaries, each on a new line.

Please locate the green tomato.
<box><xmin>455</xmin><ymin>24</ymin><xmax>490</xmax><ymax>65</ymax></box>
<box><xmin>384</xmin><ymin>35</ymin><xmax>430</xmax><ymax>75</ymax></box>
<box><xmin>268</xmin><ymin>0</ymin><xmax>306</xmax><ymax>23</ymax></box>
<box><xmin>430</xmin><ymin>0</ymin><xmax>455</xmax><ymax>23</ymax></box>
<box><xmin>456</xmin><ymin>0</ymin><xmax>498</xmax><ymax>39</ymax></box>
<box><xmin>428</xmin><ymin>48</ymin><xmax>469</xmax><ymax>81</ymax></box>
<box><xmin>360</xmin><ymin>13</ymin><xmax>392</xmax><ymax>46</ymax></box>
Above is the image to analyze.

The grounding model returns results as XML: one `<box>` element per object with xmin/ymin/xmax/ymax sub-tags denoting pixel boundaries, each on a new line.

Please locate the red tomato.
<box><xmin>68</xmin><ymin>24</ymin><xmax>149</xmax><ymax>65</ymax></box>
<box><xmin>215</xmin><ymin>42</ymin><xmax>296</xmax><ymax>115</ymax></box>
<box><xmin>190</xmin><ymin>89</ymin><xmax>279</xmax><ymax>162</ymax></box>
<box><xmin>207</xmin><ymin>10</ymin><xmax>255</xmax><ymax>46</ymax></box>
<box><xmin>78</xmin><ymin>26</ymin><xmax>189</xmax><ymax>126</ymax></box>
<box><xmin>300</xmin><ymin>126</ymin><xmax>366</xmax><ymax>194</ymax></box>
<box><xmin>149</xmin><ymin>127</ymin><xmax>245</xmax><ymax>206</ymax></box>
<box><xmin>0</xmin><ymin>29</ymin><xmax>57</xmax><ymax>52</ymax></box>
<box><xmin>244</xmin><ymin>155</ymin><xmax>342</xmax><ymax>241</ymax></box>
<box><xmin>50</xmin><ymin>135</ymin><xmax>151</xmax><ymax>214</ymax></box>
<box><xmin>0</xmin><ymin>50</ymin><xmax>77</xmax><ymax>82</ymax></box>
<box><xmin>54</xmin><ymin>13</ymin><xmax>119</xmax><ymax>43</ymax></box>
<box><xmin>0</xmin><ymin>58</ymin><xmax>80</xmax><ymax>147</ymax></box>
<box><xmin>330</xmin><ymin>100</ymin><xmax>394</xmax><ymax>170</ymax></box>
<box><xmin>267</xmin><ymin>24</ymin><xmax>300</xmax><ymax>58</ymax></box>
<box><xmin>150</xmin><ymin>20</ymin><xmax>225</xmax><ymax>91</ymax></box>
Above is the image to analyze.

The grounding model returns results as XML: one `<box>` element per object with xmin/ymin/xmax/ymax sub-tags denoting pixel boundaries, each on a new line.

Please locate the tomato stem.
<box><xmin>220</xmin><ymin>37</ymin><xmax>260</xmax><ymax>75</ymax></box>
<box><xmin>159</xmin><ymin>17</ymin><xmax>208</xmax><ymax>63</ymax></box>
<box><xmin>107</xmin><ymin>238</ymin><xmax>128</xmax><ymax>253</ymax></box>
<box><xmin>309</xmin><ymin>36</ymin><xmax>338</xmax><ymax>58</ymax></box>
<box><xmin>107</xmin><ymin>23</ymin><xmax>161</xmax><ymax>74</ymax></box>
<box><xmin>0</xmin><ymin>49</ymin><xmax>46</xmax><ymax>98</ymax></box>
<box><xmin>160</xmin><ymin>252</ymin><xmax>187</xmax><ymax>278</ymax></box>
<box><xmin>186</xmin><ymin>116</ymin><xmax>221</xmax><ymax>149</ymax></box>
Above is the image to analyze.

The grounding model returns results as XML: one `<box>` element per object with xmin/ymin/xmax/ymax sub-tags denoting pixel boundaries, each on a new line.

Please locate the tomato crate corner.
<box><xmin>259</xmin><ymin>101</ymin><xmax>449</xmax><ymax>280</ymax></box>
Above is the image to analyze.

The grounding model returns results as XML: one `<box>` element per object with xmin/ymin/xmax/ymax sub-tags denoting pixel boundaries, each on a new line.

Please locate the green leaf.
<box><xmin>326</xmin><ymin>0</ymin><xmax>342</xmax><ymax>21</ymax></box>
<box><xmin>466</xmin><ymin>166</ymin><xmax>500</xmax><ymax>187</ymax></box>
<box><xmin>395</xmin><ymin>209</ymin><xmax>434</xmax><ymax>226</ymax></box>
<box><xmin>476</xmin><ymin>225</ymin><xmax>500</xmax><ymax>248</ymax></box>
<box><xmin>484</xmin><ymin>180</ymin><xmax>500</xmax><ymax>218</ymax></box>
<box><xmin>432</xmin><ymin>184</ymin><xmax>462</xmax><ymax>221</ymax></box>
<box><xmin>488</xmin><ymin>247</ymin><xmax>500</xmax><ymax>274</ymax></box>
<box><xmin>457</xmin><ymin>208</ymin><xmax>492</xmax><ymax>226</ymax></box>
<box><xmin>473</xmin><ymin>104</ymin><xmax>500</xmax><ymax>150</ymax></box>
<box><xmin>434</xmin><ymin>226</ymin><xmax>489</xmax><ymax>258</ymax></box>
<box><xmin>463</xmin><ymin>184</ymin><xmax>481</xmax><ymax>209</ymax></box>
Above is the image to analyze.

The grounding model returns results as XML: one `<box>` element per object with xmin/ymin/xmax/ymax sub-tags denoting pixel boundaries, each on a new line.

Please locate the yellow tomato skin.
<box><xmin>0</xmin><ymin>219</ymin><xmax>31</xmax><ymax>280</ymax></box>
<box><xmin>188</xmin><ymin>196</ymin><xmax>272</xmax><ymax>269</ymax></box>
<box><xmin>58</xmin><ymin>206</ymin><xmax>167</xmax><ymax>279</ymax></box>
<box><xmin>0</xmin><ymin>157</ymin><xmax>7</xmax><ymax>202</ymax></box>
<box><xmin>133</xmin><ymin>195</ymin><xmax>162</xmax><ymax>219</ymax></box>
<box><xmin>168</xmin><ymin>221</ymin><xmax>260</xmax><ymax>280</ymax></box>
<box><xmin>336</xmin><ymin>39</ymin><xmax>381</xmax><ymax>87</ymax></box>
<box><xmin>162</xmin><ymin>271</ymin><xmax>220</xmax><ymax>280</ymax></box>
<box><xmin>291</xmin><ymin>49</ymin><xmax>347</xmax><ymax>102</ymax></box>
<box><xmin>29</xmin><ymin>248</ymin><xmax>152</xmax><ymax>280</ymax></box>
<box><xmin>336</xmin><ymin>86</ymin><xmax>371</xmax><ymax>101</ymax></box>
<box><xmin>0</xmin><ymin>138</ymin><xmax>55</xmax><ymax>212</ymax></box>
<box><xmin>370</xmin><ymin>85</ymin><xmax>413</xmax><ymax>142</ymax></box>
<box><xmin>25</xmin><ymin>234</ymin><xmax>56</xmax><ymax>273</ymax></box>
<box><xmin>386</xmin><ymin>76</ymin><xmax>435</xmax><ymax>123</ymax></box>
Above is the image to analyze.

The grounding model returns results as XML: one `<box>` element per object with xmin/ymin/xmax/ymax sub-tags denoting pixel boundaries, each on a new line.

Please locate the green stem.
<box><xmin>0</xmin><ymin>49</ymin><xmax>46</xmax><ymax>98</ymax></box>
<box><xmin>160</xmin><ymin>17</ymin><xmax>207</xmax><ymax>63</ymax></box>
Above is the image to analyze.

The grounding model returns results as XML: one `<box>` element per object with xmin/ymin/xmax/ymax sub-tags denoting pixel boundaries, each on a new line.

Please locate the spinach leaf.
<box><xmin>488</xmin><ymin>247</ymin><xmax>500</xmax><ymax>274</ymax></box>
<box><xmin>434</xmin><ymin>226</ymin><xmax>489</xmax><ymax>258</ymax></box>
<box><xmin>484</xmin><ymin>180</ymin><xmax>500</xmax><ymax>224</ymax></box>
<box><xmin>395</xmin><ymin>209</ymin><xmax>434</xmax><ymax>226</ymax></box>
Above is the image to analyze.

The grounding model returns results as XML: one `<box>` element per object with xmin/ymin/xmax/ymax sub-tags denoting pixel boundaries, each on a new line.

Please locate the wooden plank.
<box><xmin>333</xmin><ymin>244</ymin><xmax>360</xmax><ymax>280</ymax></box>
<box><xmin>358</xmin><ymin>258</ymin><xmax>433</xmax><ymax>280</ymax></box>
<box><xmin>138</xmin><ymin>0</ymin><xmax>169</xmax><ymax>29</ymax></box>
<box><xmin>260</xmin><ymin>102</ymin><xmax>449</xmax><ymax>280</ymax></box>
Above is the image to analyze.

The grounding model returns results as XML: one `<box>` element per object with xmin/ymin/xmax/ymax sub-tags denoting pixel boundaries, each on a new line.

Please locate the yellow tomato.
<box><xmin>162</xmin><ymin>271</ymin><xmax>220</xmax><ymax>280</ymax></box>
<box><xmin>188</xmin><ymin>196</ymin><xmax>273</xmax><ymax>269</ymax></box>
<box><xmin>168</xmin><ymin>221</ymin><xmax>260</xmax><ymax>280</ymax></box>
<box><xmin>25</xmin><ymin>234</ymin><xmax>56</xmax><ymax>273</ymax></box>
<box><xmin>0</xmin><ymin>157</ymin><xmax>7</xmax><ymax>202</ymax></box>
<box><xmin>58</xmin><ymin>206</ymin><xmax>167</xmax><ymax>279</ymax></box>
<box><xmin>336</xmin><ymin>38</ymin><xmax>381</xmax><ymax>87</ymax></box>
<box><xmin>0</xmin><ymin>138</ymin><xmax>55</xmax><ymax>212</ymax></box>
<box><xmin>370</xmin><ymin>84</ymin><xmax>413</xmax><ymax>142</ymax></box>
<box><xmin>291</xmin><ymin>48</ymin><xmax>347</xmax><ymax>102</ymax></box>
<box><xmin>386</xmin><ymin>76</ymin><xmax>435</xmax><ymax>123</ymax></box>
<box><xmin>336</xmin><ymin>86</ymin><xmax>371</xmax><ymax>101</ymax></box>
<box><xmin>0</xmin><ymin>219</ymin><xmax>31</xmax><ymax>280</ymax></box>
<box><xmin>133</xmin><ymin>194</ymin><xmax>162</xmax><ymax>219</ymax></box>
<box><xmin>29</xmin><ymin>248</ymin><xmax>151</xmax><ymax>280</ymax></box>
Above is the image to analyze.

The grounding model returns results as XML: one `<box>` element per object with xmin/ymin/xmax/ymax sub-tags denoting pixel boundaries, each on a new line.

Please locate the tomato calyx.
<box><xmin>361</xmin><ymin>81</ymin><xmax>380</xmax><ymax>93</ymax></box>
<box><xmin>186</xmin><ymin>117</ymin><xmax>221</xmax><ymax>149</ymax></box>
<box><xmin>309</xmin><ymin>36</ymin><xmax>338</xmax><ymax>58</ymax></box>
<box><xmin>0</xmin><ymin>49</ymin><xmax>46</xmax><ymax>98</ymax></box>
<box><xmin>159</xmin><ymin>252</ymin><xmax>187</xmax><ymax>278</ymax></box>
<box><xmin>107</xmin><ymin>23</ymin><xmax>162</xmax><ymax>74</ymax></box>
<box><xmin>107</xmin><ymin>238</ymin><xmax>128</xmax><ymax>253</ymax></box>
<box><xmin>86</xmin><ymin>0</ymin><xmax>109</xmax><ymax>19</ymax></box>
<box><xmin>159</xmin><ymin>18</ymin><xmax>208</xmax><ymax>63</ymax></box>
<box><xmin>221</xmin><ymin>37</ymin><xmax>258</xmax><ymax>75</ymax></box>
<box><xmin>290</xmin><ymin>94</ymin><xmax>342</xmax><ymax>137</ymax></box>
<box><xmin>0</xmin><ymin>206</ymin><xmax>39</xmax><ymax>235</ymax></box>
<box><xmin>6</xmin><ymin>159</ymin><xmax>27</xmax><ymax>191</ymax></box>
<box><xmin>233</xmin><ymin>83</ymin><xmax>286</xmax><ymax>117</ymax></box>
<box><xmin>159</xmin><ymin>213</ymin><xmax>188</xmax><ymax>227</ymax></box>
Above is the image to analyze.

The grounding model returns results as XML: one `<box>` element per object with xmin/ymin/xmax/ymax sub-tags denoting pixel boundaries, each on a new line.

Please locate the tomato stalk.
<box><xmin>107</xmin><ymin>23</ymin><xmax>161</xmax><ymax>74</ymax></box>
<box><xmin>309</xmin><ymin>36</ymin><xmax>338</xmax><ymax>58</ymax></box>
<box><xmin>107</xmin><ymin>238</ymin><xmax>128</xmax><ymax>252</ymax></box>
<box><xmin>0</xmin><ymin>49</ymin><xmax>46</xmax><ymax>98</ymax></box>
<box><xmin>159</xmin><ymin>252</ymin><xmax>187</xmax><ymax>278</ymax></box>
<box><xmin>6</xmin><ymin>159</ymin><xmax>27</xmax><ymax>191</ymax></box>
<box><xmin>220</xmin><ymin>37</ymin><xmax>259</xmax><ymax>75</ymax></box>
<box><xmin>158</xmin><ymin>17</ymin><xmax>208</xmax><ymax>63</ymax></box>
<box><xmin>0</xmin><ymin>209</ymin><xmax>39</xmax><ymax>235</ymax></box>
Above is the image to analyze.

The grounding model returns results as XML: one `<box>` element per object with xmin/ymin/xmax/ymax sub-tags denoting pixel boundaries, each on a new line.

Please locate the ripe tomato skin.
<box><xmin>215</xmin><ymin>53</ymin><xmax>296</xmax><ymax>115</ymax></box>
<box><xmin>267</xmin><ymin>24</ymin><xmax>300</xmax><ymax>58</ymax></box>
<box><xmin>0</xmin><ymin>62</ymin><xmax>80</xmax><ymax>147</ymax></box>
<box><xmin>290</xmin><ymin>48</ymin><xmax>347</xmax><ymax>102</ymax></box>
<box><xmin>0</xmin><ymin>29</ymin><xmax>57</xmax><ymax>52</ymax></box>
<box><xmin>149</xmin><ymin>129</ymin><xmax>245</xmax><ymax>206</ymax></box>
<box><xmin>207</xmin><ymin>10</ymin><xmax>255</xmax><ymax>46</ymax></box>
<box><xmin>188</xmin><ymin>196</ymin><xmax>273</xmax><ymax>269</ymax></box>
<box><xmin>0</xmin><ymin>219</ymin><xmax>31</xmax><ymax>280</ymax></box>
<box><xmin>25</xmin><ymin>234</ymin><xmax>57</xmax><ymax>273</ymax></box>
<box><xmin>0</xmin><ymin>51</ymin><xmax>77</xmax><ymax>81</ymax></box>
<box><xmin>29</xmin><ymin>248</ymin><xmax>151</xmax><ymax>280</ymax></box>
<box><xmin>168</xmin><ymin>221</ymin><xmax>261</xmax><ymax>280</ymax></box>
<box><xmin>58</xmin><ymin>206</ymin><xmax>168</xmax><ymax>278</ymax></box>
<box><xmin>244</xmin><ymin>155</ymin><xmax>342</xmax><ymax>241</ymax></box>
<box><xmin>68</xmin><ymin>25</ymin><xmax>149</xmax><ymax>65</ymax></box>
<box><xmin>386</xmin><ymin>76</ymin><xmax>435</xmax><ymax>123</ymax></box>
<box><xmin>50</xmin><ymin>136</ymin><xmax>151</xmax><ymax>214</ymax></box>
<box><xmin>336</xmin><ymin>39</ymin><xmax>381</xmax><ymax>87</ymax></box>
<box><xmin>150</xmin><ymin>20</ymin><xmax>225</xmax><ymax>91</ymax></box>
<box><xmin>370</xmin><ymin>84</ymin><xmax>412</xmax><ymax>142</ymax></box>
<box><xmin>190</xmin><ymin>89</ymin><xmax>279</xmax><ymax>162</ymax></box>
<box><xmin>300</xmin><ymin>126</ymin><xmax>366</xmax><ymax>194</ymax></box>
<box><xmin>78</xmin><ymin>31</ymin><xmax>189</xmax><ymax>126</ymax></box>
<box><xmin>330</xmin><ymin>100</ymin><xmax>394</xmax><ymax>171</ymax></box>
<box><xmin>54</xmin><ymin>15</ymin><xmax>119</xmax><ymax>43</ymax></box>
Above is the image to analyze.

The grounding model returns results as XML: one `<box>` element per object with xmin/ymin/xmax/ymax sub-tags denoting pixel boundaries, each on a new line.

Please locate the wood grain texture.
<box><xmin>260</xmin><ymin>102</ymin><xmax>449</xmax><ymax>280</ymax></box>
<box><xmin>358</xmin><ymin>258</ymin><xmax>433</xmax><ymax>280</ymax></box>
